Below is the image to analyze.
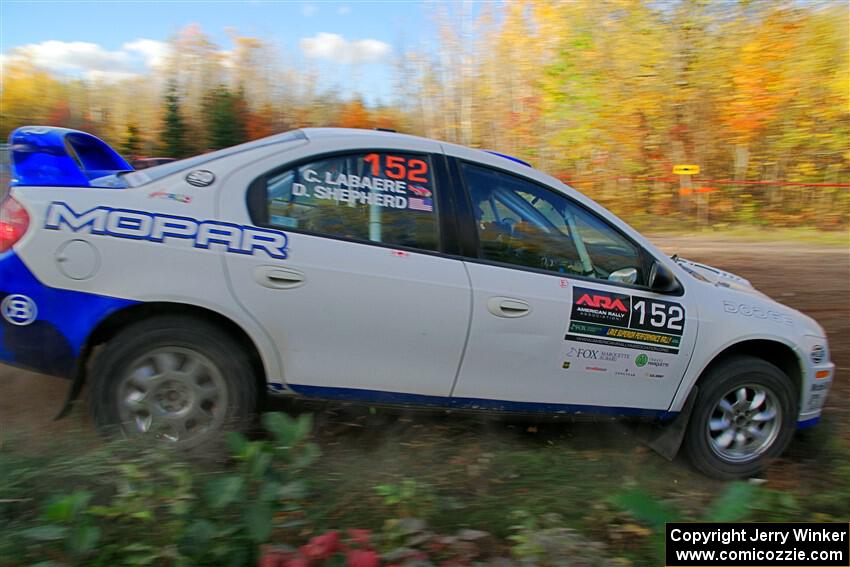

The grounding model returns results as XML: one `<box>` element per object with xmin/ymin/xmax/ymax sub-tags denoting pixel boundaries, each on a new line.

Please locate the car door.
<box><xmin>220</xmin><ymin>142</ymin><xmax>471</xmax><ymax>399</ymax></box>
<box><xmin>449</xmin><ymin>159</ymin><xmax>698</xmax><ymax>413</ymax></box>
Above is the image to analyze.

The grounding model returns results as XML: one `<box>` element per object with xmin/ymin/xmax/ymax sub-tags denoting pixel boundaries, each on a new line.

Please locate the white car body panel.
<box><xmin>0</xmin><ymin>127</ymin><xmax>834</xmax><ymax>428</ymax></box>
<box><xmin>216</xmin><ymin>133</ymin><xmax>471</xmax><ymax>397</ymax></box>
<box><xmin>455</xmin><ymin>262</ymin><xmax>699</xmax><ymax>412</ymax></box>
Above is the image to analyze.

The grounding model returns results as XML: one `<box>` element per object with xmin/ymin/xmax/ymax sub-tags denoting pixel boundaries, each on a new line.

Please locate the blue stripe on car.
<box><xmin>796</xmin><ymin>416</ymin><xmax>820</xmax><ymax>429</ymax></box>
<box><xmin>0</xmin><ymin>251</ymin><xmax>137</xmax><ymax>377</ymax></box>
<box><xmin>278</xmin><ymin>383</ymin><xmax>678</xmax><ymax>419</ymax></box>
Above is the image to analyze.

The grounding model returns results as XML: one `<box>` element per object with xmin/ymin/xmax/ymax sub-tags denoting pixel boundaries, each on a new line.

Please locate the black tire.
<box><xmin>90</xmin><ymin>315</ymin><xmax>257</xmax><ymax>447</ymax></box>
<box><xmin>683</xmin><ymin>355</ymin><xmax>797</xmax><ymax>479</ymax></box>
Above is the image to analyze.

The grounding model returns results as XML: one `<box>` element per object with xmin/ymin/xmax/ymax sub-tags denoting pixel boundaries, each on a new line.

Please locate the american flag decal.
<box><xmin>408</xmin><ymin>197</ymin><xmax>433</xmax><ymax>212</ymax></box>
<box><xmin>409</xmin><ymin>184</ymin><xmax>432</xmax><ymax>197</ymax></box>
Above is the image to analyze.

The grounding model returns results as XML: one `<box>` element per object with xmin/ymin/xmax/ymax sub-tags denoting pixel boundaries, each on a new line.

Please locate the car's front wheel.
<box><xmin>90</xmin><ymin>315</ymin><xmax>257</xmax><ymax>447</ymax></box>
<box><xmin>683</xmin><ymin>355</ymin><xmax>797</xmax><ymax>479</ymax></box>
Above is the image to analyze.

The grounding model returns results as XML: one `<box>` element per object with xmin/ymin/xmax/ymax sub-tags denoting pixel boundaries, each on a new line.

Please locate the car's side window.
<box><xmin>261</xmin><ymin>152</ymin><xmax>438</xmax><ymax>251</ymax></box>
<box><xmin>461</xmin><ymin>162</ymin><xmax>644</xmax><ymax>285</ymax></box>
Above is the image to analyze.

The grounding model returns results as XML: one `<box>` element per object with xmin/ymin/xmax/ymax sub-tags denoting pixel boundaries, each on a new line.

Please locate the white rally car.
<box><xmin>0</xmin><ymin>126</ymin><xmax>835</xmax><ymax>478</ymax></box>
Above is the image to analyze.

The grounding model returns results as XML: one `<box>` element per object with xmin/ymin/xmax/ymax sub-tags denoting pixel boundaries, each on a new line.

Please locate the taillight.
<box><xmin>0</xmin><ymin>196</ymin><xmax>30</xmax><ymax>253</ymax></box>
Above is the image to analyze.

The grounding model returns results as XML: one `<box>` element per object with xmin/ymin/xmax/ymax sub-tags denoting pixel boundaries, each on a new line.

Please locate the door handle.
<box><xmin>254</xmin><ymin>266</ymin><xmax>305</xmax><ymax>289</ymax></box>
<box><xmin>486</xmin><ymin>297</ymin><xmax>531</xmax><ymax>318</ymax></box>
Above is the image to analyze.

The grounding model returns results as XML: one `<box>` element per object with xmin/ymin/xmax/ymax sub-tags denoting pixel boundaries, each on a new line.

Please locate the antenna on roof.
<box><xmin>374</xmin><ymin>127</ymin><xmax>397</xmax><ymax>133</ymax></box>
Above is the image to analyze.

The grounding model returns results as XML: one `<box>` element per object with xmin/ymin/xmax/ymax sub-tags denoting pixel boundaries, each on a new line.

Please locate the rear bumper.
<box><xmin>0</xmin><ymin>319</ymin><xmax>77</xmax><ymax>378</ymax></box>
<box><xmin>0</xmin><ymin>250</ymin><xmax>136</xmax><ymax>378</ymax></box>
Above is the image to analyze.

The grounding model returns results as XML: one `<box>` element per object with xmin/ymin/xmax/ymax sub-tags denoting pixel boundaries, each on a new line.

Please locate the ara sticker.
<box><xmin>566</xmin><ymin>286</ymin><xmax>686</xmax><ymax>354</ymax></box>
<box><xmin>186</xmin><ymin>170</ymin><xmax>215</xmax><ymax>187</ymax></box>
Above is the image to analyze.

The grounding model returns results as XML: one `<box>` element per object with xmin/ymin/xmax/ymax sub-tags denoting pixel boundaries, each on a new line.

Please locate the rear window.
<box><xmin>252</xmin><ymin>151</ymin><xmax>439</xmax><ymax>251</ymax></box>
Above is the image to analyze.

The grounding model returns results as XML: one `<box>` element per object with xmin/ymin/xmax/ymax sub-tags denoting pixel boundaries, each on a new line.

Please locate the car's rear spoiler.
<box><xmin>8</xmin><ymin>126</ymin><xmax>133</xmax><ymax>188</ymax></box>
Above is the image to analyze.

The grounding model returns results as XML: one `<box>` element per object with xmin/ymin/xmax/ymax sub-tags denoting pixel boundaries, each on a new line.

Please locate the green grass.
<box><xmin>3</xmin><ymin>409</ymin><xmax>850</xmax><ymax>566</ymax></box>
<box><xmin>291</xmin><ymin>408</ymin><xmax>850</xmax><ymax>563</ymax></box>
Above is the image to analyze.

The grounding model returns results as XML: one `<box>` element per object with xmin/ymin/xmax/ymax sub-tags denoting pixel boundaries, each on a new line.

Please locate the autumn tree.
<box><xmin>337</xmin><ymin>99</ymin><xmax>373</xmax><ymax>129</ymax></box>
<box><xmin>206</xmin><ymin>86</ymin><xmax>247</xmax><ymax>150</ymax></box>
<box><xmin>161</xmin><ymin>81</ymin><xmax>191</xmax><ymax>158</ymax></box>
<box><xmin>1</xmin><ymin>13</ymin><xmax>846</xmax><ymax>230</ymax></box>
<box><xmin>121</xmin><ymin>123</ymin><xmax>142</xmax><ymax>157</ymax></box>
<box><xmin>245</xmin><ymin>103</ymin><xmax>277</xmax><ymax>140</ymax></box>
<box><xmin>45</xmin><ymin>101</ymin><xmax>73</xmax><ymax>128</ymax></box>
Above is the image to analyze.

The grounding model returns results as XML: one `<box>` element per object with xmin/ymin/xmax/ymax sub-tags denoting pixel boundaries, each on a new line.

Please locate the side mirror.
<box><xmin>648</xmin><ymin>261</ymin><xmax>681</xmax><ymax>294</ymax></box>
<box><xmin>608</xmin><ymin>267</ymin><xmax>638</xmax><ymax>285</ymax></box>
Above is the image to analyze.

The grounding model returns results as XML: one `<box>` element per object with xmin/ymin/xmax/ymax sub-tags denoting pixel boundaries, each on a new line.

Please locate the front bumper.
<box><xmin>796</xmin><ymin>334</ymin><xmax>835</xmax><ymax>429</ymax></box>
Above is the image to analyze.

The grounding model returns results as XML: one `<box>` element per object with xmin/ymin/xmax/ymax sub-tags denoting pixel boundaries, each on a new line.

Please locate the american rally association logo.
<box><xmin>635</xmin><ymin>354</ymin><xmax>648</xmax><ymax>367</ymax></box>
<box><xmin>571</xmin><ymin>287</ymin><xmax>631</xmax><ymax>326</ymax></box>
<box><xmin>1</xmin><ymin>294</ymin><xmax>37</xmax><ymax>326</ymax></box>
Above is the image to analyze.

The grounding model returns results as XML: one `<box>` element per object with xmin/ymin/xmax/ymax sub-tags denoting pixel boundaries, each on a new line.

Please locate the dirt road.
<box><xmin>2</xmin><ymin>237</ymin><xmax>848</xmax><ymax>438</ymax></box>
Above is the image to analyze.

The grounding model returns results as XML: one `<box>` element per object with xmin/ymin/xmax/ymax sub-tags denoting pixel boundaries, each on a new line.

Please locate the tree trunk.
<box><xmin>733</xmin><ymin>144</ymin><xmax>749</xmax><ymax>181</ymax></box>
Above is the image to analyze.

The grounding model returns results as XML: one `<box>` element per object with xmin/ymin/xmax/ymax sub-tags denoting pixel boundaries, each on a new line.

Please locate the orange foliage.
<box><xmin>46</xmin><ymin>101</ymin><xmax>72</xmax><ymax>127</ymax></box>
<box><xmin>337</xmin><ymin>100</ymin><xmax>373</xmax><ymax>129</ymax></box>
<box><xmin>245</xmin><ymin>107</ymin><xmax>276</xmax><ymax>141</ymax></box>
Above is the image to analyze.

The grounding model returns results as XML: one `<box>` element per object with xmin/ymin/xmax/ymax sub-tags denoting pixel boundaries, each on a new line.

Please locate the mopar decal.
<box><xmin>44</xmin><ymin>201</ymin><xmax>288</xmax><ymax>259</ymax></box>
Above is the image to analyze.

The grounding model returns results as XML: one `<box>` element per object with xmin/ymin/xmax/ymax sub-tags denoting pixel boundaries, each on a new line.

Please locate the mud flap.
<box><xmin>647</xmin><ymin>386</ymin><xmax>698</xmax><ymax>461</ymax></box>
<box><xmin>54</xmin><ymin>362</ymin><xmax>86</xmax><ymax>420</ymax></box>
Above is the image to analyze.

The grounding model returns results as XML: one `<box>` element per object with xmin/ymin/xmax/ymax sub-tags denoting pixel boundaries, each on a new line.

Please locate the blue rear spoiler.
<box><xmin>9</xmin><ymin>126</ymin><xmax>133</xmax><ymax>188</ymax></box>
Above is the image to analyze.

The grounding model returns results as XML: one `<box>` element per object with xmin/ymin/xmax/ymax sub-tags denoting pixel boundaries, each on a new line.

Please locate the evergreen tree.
<box><xmin>121</xmin><ymin>122</ymin><xmax>142</xmax><ymax>158</ymax></box>
<box><xmin>161</xmin><ymin>81</ymin><xmax>190</xmax><ymax>158</ymax></box>
<box><xmin>206</xmin><ymin>85</ymin><xmax>247</xmax><ymax>150</ymax></box>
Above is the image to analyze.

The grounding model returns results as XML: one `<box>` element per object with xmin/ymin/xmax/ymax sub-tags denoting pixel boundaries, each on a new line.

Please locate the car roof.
<box><xmin>301</xmin><ymin>127</ymin><xmax>537</xmax><ymax>172</ymax></box>
<box><xmin>301</xmin><ymin>127</ymin><xmax>427</xmax><ymax>143</ymax></box>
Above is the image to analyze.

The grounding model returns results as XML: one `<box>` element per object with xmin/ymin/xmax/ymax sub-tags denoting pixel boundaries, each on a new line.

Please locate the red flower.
<box><xmin>258</xmin><ymin>546</ymin><xmax>289</xmax><ymax>567</ymax></box>
<box><xmin>283</xmin><ymin>559</ymin><xmax>310</xmax><ymax>567</ymax></box>
<box><xmin>301</xmin><ymin>531</ymin><xmax>341</xmax><ymax>561</ymax></box>
<box><xmin>258</xmin><ymin>554</ymin><xmax>281</xmax><ymax>567</ymax></box>
<box><xmin>347</xmin><ymin>549</ymin><xmax>380</xmax><ymax>567</ymax></box>
<box><xmin>347</xmin><ymin>528</ymin><xmax>372</xmax><ymax>547</ymax></box>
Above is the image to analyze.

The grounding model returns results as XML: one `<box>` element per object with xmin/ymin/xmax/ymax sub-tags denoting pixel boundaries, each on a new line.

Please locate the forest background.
<box><xmin>2</xmin><ymin>0</ymin><xmax>848</xmax><ymax>231</ymax></box>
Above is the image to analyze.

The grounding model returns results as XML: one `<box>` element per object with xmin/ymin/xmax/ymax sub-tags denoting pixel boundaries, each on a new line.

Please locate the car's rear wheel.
<box><xmin>683</xmin><ymin>355</ymin><xmax>797</xmax><ymax>479</ymax></box>
<box><xmin>90</xmin><ymin>315</ymin><xmax>257</xmax><ymax>447</ymax></box>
